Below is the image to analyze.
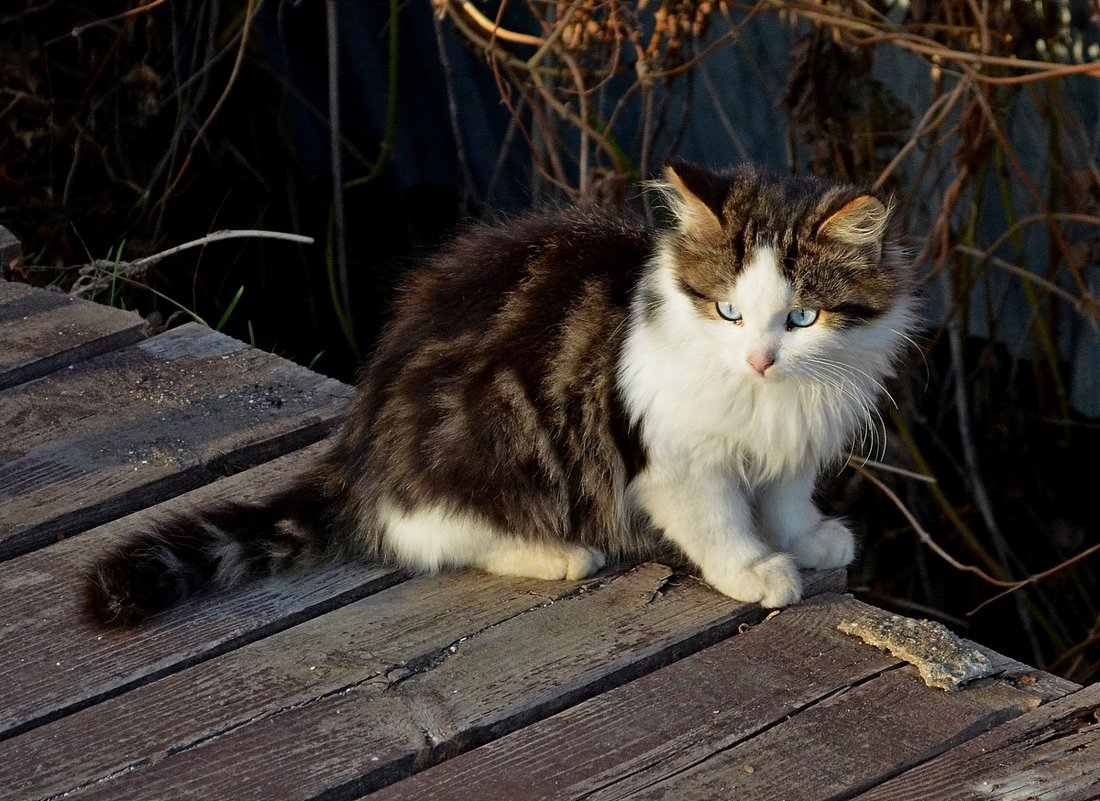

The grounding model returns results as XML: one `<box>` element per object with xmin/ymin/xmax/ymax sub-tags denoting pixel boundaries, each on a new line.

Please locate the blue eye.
<box><xmin>787</xmin><ymin>308</ymin><xmax>819</xmax><ymax>328</ymax></box>
<box><xmin>716</xmin><ymin>301</ymin><xmax>742</xmax><ymax>322</ymax></box>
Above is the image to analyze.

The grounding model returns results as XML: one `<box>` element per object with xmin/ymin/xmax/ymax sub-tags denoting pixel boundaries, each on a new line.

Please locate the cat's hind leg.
<box><xmin>380</xmin><ymin>503</ymin><xmax>605</xmax><ymax>580</ymax></box>
<box><xmin>481</xmin><ymin>539</ymin><xmax>606</xmax><ymax>581</ymax></box>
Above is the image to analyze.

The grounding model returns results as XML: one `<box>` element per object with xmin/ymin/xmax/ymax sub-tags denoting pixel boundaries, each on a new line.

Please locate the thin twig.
<box><xmin>45</xmin><ymin>0</ymin><xmax>170</xmax><ymax>45</ymax></box>
<box><xmin>447</xmin><ymin>0</ymin><xmax>548</xmax><ymax>48</ymax></box>
<box><xmin>954</xmin><ymin>245</ymin><xmax>1090</xmax><ymax>314</ymax></box>
<box><xmin>855</xmin><ymin>463</ymin><xmax>1100</xmax><ymax>617</ymax></box>
<box><xmin>129</xmin><ymin>229</ymin><xmax>313</xmax><ymax>269</ymax></box>
<box><xmin>156</xmin><ymin>0</ymin><xmax>259</xmax><ymax>213</ymax></box>
<box><xmin>68</xmin><ymin>229</ymin><xmax>314</xmax><ymax>297</ymax></box>
<box><xmin>969</xmin><ymin>543</ymin><xmax>1100</xmax><ymax>616</ymax></box>
<box><xmin>325</xmin><ymin>0</ymin><xmax>351</xmax><ymax>329</ymax></box>
<box><xmin>852</xmin><ymin>463</ymin><xmax>1014</xmax><ymax>587</ymax></box>
<box><xmin>848</xmin><ymin>456</ymin><xmax>937</xmax><ymax>484</ymax></box>
<box><xmin>154</xmin><ymin>0</ymin><xmax>258</xmax><ymax>215</ymax></box>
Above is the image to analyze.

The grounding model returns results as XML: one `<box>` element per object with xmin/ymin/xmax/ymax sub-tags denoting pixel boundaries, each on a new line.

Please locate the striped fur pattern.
<box><xmin>85</xmin><ymin>161</ymin><xmax>918</xmax><ymax>625</ymax></box>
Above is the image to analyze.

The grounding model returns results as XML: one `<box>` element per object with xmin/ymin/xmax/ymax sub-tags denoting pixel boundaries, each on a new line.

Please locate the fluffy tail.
<box><xmin>84</xmin><ymin>481</ymin><xmax>339</xmax><ymax>626</ymax></box>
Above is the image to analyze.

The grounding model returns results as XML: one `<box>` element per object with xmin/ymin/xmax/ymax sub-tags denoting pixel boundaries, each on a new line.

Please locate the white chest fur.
<box><xmin>618</xmin><ymin>246</ymin><xmax>907</xmax><ymax>485</ymax></box>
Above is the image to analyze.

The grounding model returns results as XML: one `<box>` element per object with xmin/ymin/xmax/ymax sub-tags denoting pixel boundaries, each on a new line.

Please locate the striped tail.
<box><xmin>84</xmin><ymin>482</ymin><xmax>337</xmax><ymax>626</ymax></box>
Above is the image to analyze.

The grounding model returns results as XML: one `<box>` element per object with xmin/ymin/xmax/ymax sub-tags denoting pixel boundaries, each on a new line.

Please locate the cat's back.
<box><xmin>346</xmin><ymin>209</ymin><xmax>656</xmax><ymax>460</ymax></box>
<box><xmin>337</xmin><ymin>207</ymin><xmax>654</xmax><ymax>544</ymax></box>
<box><xmin>381</xmin><ymin>209</ymin><xmax>655</xmax><ymax>348</ymax></box>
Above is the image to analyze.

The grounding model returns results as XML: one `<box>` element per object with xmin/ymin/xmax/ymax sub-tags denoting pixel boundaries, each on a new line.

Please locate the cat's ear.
<box><xmin>818</xmin><ymin>194</ymin><xmax>891</xmax><ymax>249</ymax></box>
<box><xmin>660</xmin><ymin>160</ymin><xmax>725</xmax><ymax>235</ymax></box>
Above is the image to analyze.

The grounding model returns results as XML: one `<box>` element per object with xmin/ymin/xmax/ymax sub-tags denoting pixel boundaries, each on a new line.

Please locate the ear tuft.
<box><xmin>818</xmin><ymin>194</ymin><xmax>890</xmax><ymax>247</ymax></box>
<box><xmin>656</xmin><ymin>160</ymin><xmax>725</xmax><ymax>235</ymax></box>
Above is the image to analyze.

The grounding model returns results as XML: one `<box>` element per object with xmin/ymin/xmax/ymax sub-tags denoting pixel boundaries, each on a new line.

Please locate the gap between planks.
<box><xmin>0</xmin><ymin>442</ymin><xmax>407</xmax><ymax>742</ymax></box>
<box><xmin>848</xmin><ymin>681</ymin><xmax>1100</xmax><ymax>801</ymax></box>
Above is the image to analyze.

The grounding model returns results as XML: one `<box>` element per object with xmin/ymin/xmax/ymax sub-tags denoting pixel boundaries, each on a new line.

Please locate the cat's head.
<box><xmin>646</xmin><ymin>160</ymin><xmax>916</xmax><ymax>383</ymax></box>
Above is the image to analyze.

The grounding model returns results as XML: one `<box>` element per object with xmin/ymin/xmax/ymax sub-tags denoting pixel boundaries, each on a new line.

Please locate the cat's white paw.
<box><xmin>563</xmin><ymin>545</ymin><xmax>607</xmax><ymax>580</ymax></box>
<box><xmin>789</xmin><ymin>518</ymin><xmax>855</xmax><ymax>570</ymax></box>
<box><xmin>704</xmin><ymin>552</ymin><xmax>803</xmax><ymax>608</ymax></box>
<box><xmin>483</xmin><ymin>542</ymin><xmax>606</xmax><ymax>581</ymax></box>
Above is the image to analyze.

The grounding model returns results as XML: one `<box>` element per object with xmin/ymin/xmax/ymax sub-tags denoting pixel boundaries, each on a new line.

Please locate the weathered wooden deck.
<box><xmin>1</xmin><ymin>273</ymin><xmax>1097</xmax><ymax>801</ymax></box>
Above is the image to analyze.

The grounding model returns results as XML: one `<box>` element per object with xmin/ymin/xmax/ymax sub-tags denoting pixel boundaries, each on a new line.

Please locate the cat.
<box><xmin>84</xmin><ymin>160</ymin><xmax>918</xmax><ymax>626</ymax></box>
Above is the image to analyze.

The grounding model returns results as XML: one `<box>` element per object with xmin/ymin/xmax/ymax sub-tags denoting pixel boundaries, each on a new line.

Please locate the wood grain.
<box><xmin>849</xmin><ymin>682</ymin><xmax>1100</xmax><ymax>801</ymax></box>
<box><xmin>0</xmin><ymin>322</ymin><xmax>353</xmax><ymax>558</ymax></box>
<box><xmin>2</xmin><ymin>567</ymin><xmax>630</xmax><ymax>800</ymax></box>
<box><xmin>3</xmin><ymin>566</ymin><xmax>845</xmax><ymax>801</ymax></box>
<box><xmin>0</xmin><ymin>442</ymin><xmax>405</xmax><ymax>741</ymax></box>
<box><xmin>0</xmin><ymin>279</ymin><xmax>146</xmax><ymax>390</ymax></box>
<box><xmin>363</xmin><ymin>593</ymin><xmax>1057</xmax><ymax>801</ymax></box>
<box><xmin>606</xmin><ymin>666</ymin><xmax>1037</xmax><ymax>801</ymax></box>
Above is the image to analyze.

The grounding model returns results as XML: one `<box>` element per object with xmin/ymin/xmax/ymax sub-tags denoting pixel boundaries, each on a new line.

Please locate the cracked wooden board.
<box><xmin>0</xmin><ymin>322</ymin><xmax>353</xmax><ymax>558</ymax></box>
<box><xmin>2</xmin><ymin>567</ymin><xmax>624</xmax><ymax>800</ymax></box>
<box><xmin>0</xmin><ymin>442</ymin><xmax>405</xmax><ymax>741</ymax></box>
<box><xmin>2</xmin><ymin>565</ymin><xmax>844</xmax><ymax>801</ymax></box>
<box><xmin>849</xmin><ymin>682</ymin><xmax>1100</xmax><ymax>801</ymax></box>
<box><xmin>0</xmin><ymin>279</ymin><xmax>147</xmax><ymax>391</ymax></box>
<box><xmin>363</xmin><ymin>594</ymin><xmax>1072</xmax><ymax>801</ymax></box>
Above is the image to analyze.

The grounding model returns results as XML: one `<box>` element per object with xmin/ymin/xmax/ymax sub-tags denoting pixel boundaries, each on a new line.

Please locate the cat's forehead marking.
<box><xmin>730</xmin><ymin>245</ymin><xmax>790</xmax><ymax>309</ymax></box>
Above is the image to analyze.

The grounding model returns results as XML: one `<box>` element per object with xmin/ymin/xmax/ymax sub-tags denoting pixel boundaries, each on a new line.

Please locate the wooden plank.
<box><xmin>361</xmin><ymin>594</ymin><xmax>1058</xmax><ymax>801</ymax></box>
<box><xmin>0</xmin><ymin>280</ymin><xmax>146</xmax><ymax>390</ymax></box>
<box><xmin>3</xmin><ymin>567</ymin><xmax>651</xmax><ymax>800</ymax></box>
<box><xmin>599</xmin><ymin>669</ymin><xmax>1039</xmax><ymax>800</ymax></box>
<box><xmin>0</xmin><ymin>322</ymin><xmax>353</xmax><ymax>558</ymax></box>
<box><xmin>850</xmin><ymin>682</ymin><xmax>1100</xmax><ymax>801</ymax></box>
<box><xmin>0</xmin><ymin>441</ymin><xmax>404</xmax><ymax>741</ymax></box>
<box><xmin>363</xmin><ymin>593</ymin><xmax>902</xmax><ymax>801</ymax></box>
<box><xmin>2</xmin><ymin>565</ymin><xmax>845</xmax><ymax>801</ymax></box>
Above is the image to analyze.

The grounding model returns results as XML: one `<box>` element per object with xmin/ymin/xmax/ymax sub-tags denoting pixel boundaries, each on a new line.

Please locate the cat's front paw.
<box><xmin>789</xmin><ymin>518</ymin><xmax>855</xmax><ymax>570</ymax></box>
<box><xmin>705</xmin><ymin>552</ymin><xmax>802</xmax><ymax>608</ymax></box>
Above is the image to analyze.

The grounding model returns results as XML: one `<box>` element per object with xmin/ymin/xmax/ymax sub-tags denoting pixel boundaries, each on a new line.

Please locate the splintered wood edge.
<box><xmin>836</xmin><ymin>612</ymin><xmax>994</xmax><ymax>692</ymax></box>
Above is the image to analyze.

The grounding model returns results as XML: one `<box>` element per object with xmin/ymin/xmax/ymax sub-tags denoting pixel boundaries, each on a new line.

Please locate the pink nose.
<box><xmin>748</xmin><ymin>353</ymin><xmax>775</xmax><ymax>375</ymax></box>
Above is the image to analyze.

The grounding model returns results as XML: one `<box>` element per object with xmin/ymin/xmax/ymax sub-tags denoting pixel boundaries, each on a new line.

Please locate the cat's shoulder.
<box><xmin>409</xmin><ymin>206</ymin><xmax>654</xmax><ymax>290</ymax></box>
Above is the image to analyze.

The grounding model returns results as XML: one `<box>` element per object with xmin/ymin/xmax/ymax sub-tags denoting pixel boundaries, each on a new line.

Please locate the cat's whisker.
<box><xmin>812</xmin><ymin>361</ymin><xmax>894</xmax><ymax>462</ymax></box>
<box><xmin>890</xmin><ymin>327</ymin><xmax>925</xmax><ymax>354</ymax></box>
<box><xmin>803</xmin><ymin>358</ymin><xmax>886</xmax><ymax>463</ymax></box>
<box><xmin>815</xmin><ymin>355</ymin><xmax>897</xmax><ymax>409</ymax></box>
<box><xmin>890</xmin><ymin>326</ymin><xmax>931</xmax><ymax>390</ymax></box>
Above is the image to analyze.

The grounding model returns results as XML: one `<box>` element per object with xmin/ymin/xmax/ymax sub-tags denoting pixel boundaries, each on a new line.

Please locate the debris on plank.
<box><xmin>837</xmin><ymin>612</ymin><xmax>994</xmax><ymax>692</ymax></box>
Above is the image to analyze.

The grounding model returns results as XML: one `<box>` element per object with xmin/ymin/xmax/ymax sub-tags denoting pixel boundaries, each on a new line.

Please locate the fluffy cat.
<box><xmin>85</xmin><ymin>161</ymin><xmax>917</xmax><ymax>625</ymax></box>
